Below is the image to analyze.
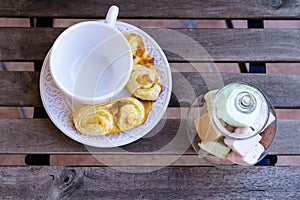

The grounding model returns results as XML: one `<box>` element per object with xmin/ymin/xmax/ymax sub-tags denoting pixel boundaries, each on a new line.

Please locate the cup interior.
<box><xmin>50</xmin><ymin>21</ymin><xmax>132</xmax><ymax>104</ymax></box>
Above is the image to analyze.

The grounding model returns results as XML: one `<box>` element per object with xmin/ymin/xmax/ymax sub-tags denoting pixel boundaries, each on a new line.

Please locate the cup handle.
<box><xmin>104</xmin><ymin>5</ymin><xmax>119</xmax><ymax>27</ymax></box>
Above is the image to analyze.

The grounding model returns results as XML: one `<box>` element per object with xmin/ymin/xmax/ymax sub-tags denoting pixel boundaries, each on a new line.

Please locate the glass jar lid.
<box><xmin>211</xmin><ymin>83</ymin><xmax>269</xmax><ymax>139</ymax></box>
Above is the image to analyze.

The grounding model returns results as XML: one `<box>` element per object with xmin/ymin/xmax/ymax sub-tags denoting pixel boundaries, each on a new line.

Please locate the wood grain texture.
<box><xmin>0</xmin><ymin>28</ymin><xmax>62</xmax><ymax>62</ymax></box>
<box><xmin>0</xmin><ymin>0</ymin><xmax>299</xmax><ymax>19</ymax></box>
<box><xmin>1</xmin><ymin>71</ymin><xmax>299</xmax><ymax>108</ymax></box>
<box><xmin>145</xmin><ymin>28</ymin><xmax>300</xmax><ymax>62</ymax></box>
<box><xmin>173</xmin><ymin>73</ymin><xmax>300</xmax><ymax>109</ymax></box>
<box><xmin>2</xmin><ymin>28</ymin><xmax>300</xmax><ymax>62</ymax></box>
<box><xmin>0</xmin><ymin>119</ymin><xmax>299</xmax><ymax>155</ymax></box>
<box><xmin>0</xmin><ymin>166</ymin><xmax>299</xmax><ymax>199</ymax></box>
<box><xmin>0</xmin><ymin>72</ymin><xmax>41</xmax><ymax>106</ymax></box>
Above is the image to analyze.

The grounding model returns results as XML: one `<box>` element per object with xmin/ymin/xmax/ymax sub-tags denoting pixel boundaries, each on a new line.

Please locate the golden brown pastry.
<box><xmin>123</xmin><ymin>32</ymin><xmax>147</xmax><ymax>64</ymax></box>
<box><xmin>73</xmin><ymin>97</ymin><xmax>152</xmax><ymax>136</ymax></box>
<box><xmin>73</xmin><ymin>104</ymin><xmax>115</xmax><ymax>136</ymax></box>
<box><xmin>111</xmin><ymin>97</ymin><xmax>148</xmax><ymax>131</ymax></box>
<box><xmin>126</xmin><ymin>64</ymin><xmax>162</xmax><ymax>101</ymax></box>
<box><xmin>123</xmin><ymin>32</ymin><xmax>162</xmax><ymax>101</ymax></box>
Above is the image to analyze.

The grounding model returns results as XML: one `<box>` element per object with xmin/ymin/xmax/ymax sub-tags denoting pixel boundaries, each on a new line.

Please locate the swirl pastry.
<box><xmin>123</xmin><ymin>32</ymin><xmax>162</xmax><ymax>101</ymax></box>
<box><xmin>126</xmin><ymin>64</ymin><xmax>162</xmax><ymax>101</ymax></box>
<box><xmin>111</xmin><ymin>97</ymin><xmax>149</xmax><ymax>131</ymax></box>
<box><xmin>73</xmin><ymin>97</ymin><xmax>152</xmax><ymax>136</ymax></box>
<box><xmin>123</xmin><ymin>32</ymin><xmax>151</xmax><ymax>65</ymax></box>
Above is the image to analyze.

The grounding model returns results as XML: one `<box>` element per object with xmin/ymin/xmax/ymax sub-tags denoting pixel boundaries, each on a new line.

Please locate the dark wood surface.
<box><xmin>0</xmin><ymin>72</ymin><xmax>40</xmax><ymax>106</ymax></box>
<box><xmin>1</xmin><ymin>0</ymin><xmax>300</xmax><ymax>19</ymax></box>
<box><xmin>2</xmin><ymin>28</ymin><xmax>300</xmax><ymax>62</ymax></box>
<box><xmin>1</xmin><ymin>72</ymin><xmax>300</xmax><ymax>108</ymax></box>
<box><xmin>0</xmin><ymin>119</ymin><xmax>298</xmax><ymax>155</ymax></box>
<box><xmin>1</xmin><ymin>1</ymin><xmax>300</xmax><ymax>198</ymax></box>
<box><xmin>0</xmin><ymin>166</ymin><xmax>299</xmax><ymax>199</ymax></box>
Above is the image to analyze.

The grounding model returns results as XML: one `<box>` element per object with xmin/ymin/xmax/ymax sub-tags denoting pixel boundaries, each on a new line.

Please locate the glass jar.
<box><xmin>187</xmin><ymin>82</ymin><xmax>277</xmax><ymax>167</ymax></box>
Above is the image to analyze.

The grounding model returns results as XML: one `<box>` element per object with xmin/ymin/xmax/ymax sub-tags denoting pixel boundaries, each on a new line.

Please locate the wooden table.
<box><xmin>0</xmin><ymin>0</ymin><xmax>300</xmax><ymax>199</ymax></box>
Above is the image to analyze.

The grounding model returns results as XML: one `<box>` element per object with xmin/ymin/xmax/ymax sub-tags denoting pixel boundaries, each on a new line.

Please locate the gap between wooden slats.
<box><xmin>0</xmin><ymin>0</ymin><xmax>299</xmax><ymax>19</ymax></box>
<box><xmin>3</xmin><ymin>18</ymin><xmax>300</xmax><ymax>30</ymax></box>
<box><xmin>0</xmin><ymin>154</ymin><xmax>299</xmax><ymax>166</ymax></box>
<box><xmin>1</xmin><ymin>107</ymin><xmax>300</xmax><ymax>120</ymax></box>
<box><xmin>50</xmin><ymin>155</ymin><xmax>300</xmax><ymax>167</ymax></box>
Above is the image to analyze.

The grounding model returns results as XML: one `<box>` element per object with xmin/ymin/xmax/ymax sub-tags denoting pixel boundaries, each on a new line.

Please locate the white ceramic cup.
<box><xmin>50</xmin><ymin>5</ymin><xmax>133</xmax><ymax>104</ymax></box>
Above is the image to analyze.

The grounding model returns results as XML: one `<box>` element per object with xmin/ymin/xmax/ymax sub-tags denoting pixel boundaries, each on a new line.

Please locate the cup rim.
<box><xmin>49</xmin><ymin>20</ymin><xmax>133</xmax><ymax>104</ymax></box>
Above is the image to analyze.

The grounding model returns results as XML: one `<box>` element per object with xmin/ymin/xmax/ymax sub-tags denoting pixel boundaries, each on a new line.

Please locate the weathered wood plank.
<box><xmin>2</xmin><ymin>28</ymin><xmax>300</xmax><ymax>62</ymax></box>
<box><xmin>0</xmin><ymin>72</ymin><xmax>40</xmax><ymax>106</ymax></box>
<box><xmin>1</xmin><ymin>71</ymin><xmax>299</xmax><ymax>108</ymax></box>
<box><xmin>0</xmin><ymin>119</ymin><xmax>298</xmax><ymax>155</ymax></box>
<box><xmin>0</xmin><ymin>0</ymin><xmax>299</xmax><ymax>19</ymax></box>
<box><xmin>0</xmin><ymin>166</ymin><xmax>299</xmax><ymax>199</ymax></box>
<box><xmin>173</xmin><ymin>73</ymin><xmax>300</xmax><ymax>109</ymax></box>
<box><xmin>146</xmin><ymin>28</ymin><xmax>300</xmax><ymax>62</ymax></box>
<box><xmin>0</xmin><ymin>28</ymin><xmax>62</xmax><ymax>62</ymax></box>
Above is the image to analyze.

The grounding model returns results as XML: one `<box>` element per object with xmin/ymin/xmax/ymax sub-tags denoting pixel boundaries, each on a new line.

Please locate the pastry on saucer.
<box><xmin>123</xmin><ymin>32</ymin><xmax>162</xmax><ymax>101</ymax></box>
<box><xmin>123</xmin><ymin>32</ymin><xmax>150</xmax><ymax>65</ymax></box>
<box><xmin>73</xmin><ymin>97</ymin><xmax>152</xmax><ymax>136</ymax></box>
<box><xmin>126</xmin><ymin>63</ymin><xmax>162</xmax><ymax>101</ymax></box>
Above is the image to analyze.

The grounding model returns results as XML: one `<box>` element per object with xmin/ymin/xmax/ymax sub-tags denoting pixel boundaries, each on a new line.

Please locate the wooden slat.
<box><xmin>1</xmin><ymin>0</ymin><xmax>300</xmax><ymax>19</ymax></box>
<box><xmin>0</xmin><ymin>166</ymin><xmax>299</xmax><ymax>199</ymax></box>
<box><xmin>0</xmin><ymin>28</ymin><xmax>62</xmax><ymax>62</ymax></box>
<box><xmin>0</xmin><ymin>72</ymin><xmax>40</xmax><ymax>106</ymax></box>
<box><xmin>173</xmin><ymin>73</ymin><xmax>300</xmax><ymax>109</ymax></box>
<box><xmin>1</xmin><ymin>71</ymin><xmax>299</xmax><ymax>108</ymax></box>
<box><xmin>2</xmin><ymin>28</ymin><xmax>300</xmax><ymax>62</ymax></box>
<box><xmin>0</xmin><ymin>119</ymin><xmax>299</xmax><ymax>155</ymax></box>
<box><xmin>146</xmin><ymin>28</ymin><xmax>300</xmax><ymax>62</ymax></box>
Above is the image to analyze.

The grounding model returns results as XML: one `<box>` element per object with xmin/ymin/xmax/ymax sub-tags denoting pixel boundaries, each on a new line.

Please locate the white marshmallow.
<box><xmin>227</xmin><ymin>143</ymin><xmax>265</xmax><ymax>165</ymax></box>
<box><xmin>243</xmin><ymin>143</ymin><xmax>265</xmax><ymax>164</ymax></box>
<box><xmin>224</xmin><ymin>134</ymin><xmax>262</xmax><ymax>157</ymax></box>
<box><xmin>234</xmin><ymin>126</ymin><xmax>255</xmax><ymax>135</ymax></box>
<box><xmin>251</xmin><ymin>111</ymin><xmax>275</xmax><ymax>132</ymax></box>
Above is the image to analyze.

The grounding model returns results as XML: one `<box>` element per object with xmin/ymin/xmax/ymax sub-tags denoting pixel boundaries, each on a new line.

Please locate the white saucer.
<box><xmin>39</xmin><ymin>21</ymin><xmax>172</xmax><ymax>148</ymax></box>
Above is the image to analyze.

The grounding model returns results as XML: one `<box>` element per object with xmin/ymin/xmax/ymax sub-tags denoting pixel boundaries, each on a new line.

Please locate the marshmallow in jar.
<box><xmin>193</xmin><ymin>83</ymin><xmax>276</xmax><ymax>166</ymax></box>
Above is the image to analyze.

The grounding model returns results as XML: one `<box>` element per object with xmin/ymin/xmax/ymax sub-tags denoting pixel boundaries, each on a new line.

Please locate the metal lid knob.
<box><xmin>235</xmin><ymin>92</ymin><xmax>256</xmax><ymax>113</ymax></box>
